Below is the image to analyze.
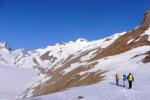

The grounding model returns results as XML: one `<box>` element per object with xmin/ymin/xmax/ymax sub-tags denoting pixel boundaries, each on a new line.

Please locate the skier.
<box><xmin>127</xmin><ymin>73</ymin><xmax>134</xmax><ymax>89</ymax></box>
<box><xmin>115</xmin><ymin>74</ymin><xmax>120</xmax><ymax>85</ymax></box>
<box><xmin>123</xmin><ymin>74</ymin><xmax>127</xmax><ymax>87</ymax></box>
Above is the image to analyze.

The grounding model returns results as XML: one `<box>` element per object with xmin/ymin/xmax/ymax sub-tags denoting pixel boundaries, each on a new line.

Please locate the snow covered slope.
<box><xmin>23</xmin><ymin>46</ymin><xmax>150</xmax><ymax>100</ymax></box>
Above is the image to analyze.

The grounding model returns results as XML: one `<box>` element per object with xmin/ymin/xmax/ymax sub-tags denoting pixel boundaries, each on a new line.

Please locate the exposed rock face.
<box><xmin>141</xmin><ymin>10</ymin><xmax>150</xmax><ymax>28</ymax></box>
<box><xmin>142</xmin><ymin>51</ymin><xmax>150</xmax><ymax>63</ymax></box>
<box><xmin>32</xmin><ymin>64</ymin><xmax>106</xmax><ymax>96</ymax></box>
<box><xmin>40</xmin><ymin>51</ymin><xmax>57</xmax><ymax>63</ymax></box>
<box><xmin>90</xmin><ymin>10</ymin><xmax>150</xmax><ymax>61</ymax></box>
<box><xmin>23</xmin><ymin>50</ymin><xmax>107</xmax><ymax>97</ymax></box>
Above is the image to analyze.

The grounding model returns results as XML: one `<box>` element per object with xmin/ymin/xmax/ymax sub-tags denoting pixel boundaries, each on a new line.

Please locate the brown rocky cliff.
<box><xmin>141</xmin><ymin>10</ymin><xmax>150</xmax><ymax>28</ymax></box>
<box><xmin>90</xmin><ymin>10</ymin><xmax>150</xmax><ymax>61</ymax></box>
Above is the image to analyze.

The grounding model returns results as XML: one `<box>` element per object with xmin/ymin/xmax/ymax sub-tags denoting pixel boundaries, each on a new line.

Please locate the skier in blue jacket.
<box><xmin>123</xmin><ymin>74</ymin><xmax>127</xmax><ymax>87</ymax></box>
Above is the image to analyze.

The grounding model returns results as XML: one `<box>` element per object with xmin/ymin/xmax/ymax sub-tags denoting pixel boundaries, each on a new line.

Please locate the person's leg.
<box><xmin>128</xmin><ymin>81</ymin><xmax>130</xmax><ymax>89</ymax></box>
<box><xmin>123</xmin><ymin>81</ymin><xmax>125</xmax><ymax>87</ymax></box>
<box><xmin>130</xmin><ymin>81</ymin><xmax>132</xmax><ymax>88</ymax></box>
<box><xmin>116</xmin><ymin>80</ymin><xmax>117</xmax><ymax>85</ymax></box>
<box><xmin>124</xmin><ymin>81</ymin><xmax>126</xmax><ymax>87</ymax></box>
<box><xmin>116</xmin><ymin>80</ymin><xmax>118</xmax><ymax>85</ymax></box>
<box><xmin>129</xmin><ymin>81</ymin><xmax>132</xmax><ymax>89</ymax></box>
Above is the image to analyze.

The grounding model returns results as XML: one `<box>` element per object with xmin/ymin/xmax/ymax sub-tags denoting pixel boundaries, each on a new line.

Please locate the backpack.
<box><xmin>128</xmin><ymin>74</ymin><xmax>133</xmax><ymax>81</ymax></box>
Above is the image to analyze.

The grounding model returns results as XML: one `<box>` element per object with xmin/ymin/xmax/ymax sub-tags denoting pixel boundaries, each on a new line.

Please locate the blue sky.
<box><xmin>0</xmin><ymin>0</ymin><xmax>150</xmax><ymax>50</ymax></box>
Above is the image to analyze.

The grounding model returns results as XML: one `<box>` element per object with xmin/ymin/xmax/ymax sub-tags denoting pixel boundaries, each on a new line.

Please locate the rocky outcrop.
<box><xmin>141</xmin><ymin>10</ymin><xmax>150</xmax><ymax>28</ymax></box>
<box><xmin>32</xmin><ymin>63</ymin><xmax>106</xmax><ymax>97</ymax></box>
<box><xmin>40</xmin><ymin>51</ymin><xmax>57</xmax><ymax>63</ymax></box>
<box><xmin>23</xmin><ymin>49</ymin><xmax>107</xmax><ymax>97</ymax></box>
<box><xmin>142</xmin><ymin>51</ymin><xmax>150</xmax><ymax>63</ymax></box>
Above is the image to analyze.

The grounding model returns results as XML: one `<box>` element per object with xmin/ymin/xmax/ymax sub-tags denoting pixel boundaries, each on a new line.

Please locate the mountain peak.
<box><xmin>141</xmin><ymin>10</ymin><xmax>150</xmax><ymax>27</ymax></box>
<box><xmin>76</xmin><ymin>38</ymin><xmax>88</xmax><ymax>42</ymax></box>
<box><xmin>0</xmin><ymin>42</ymin><xmax>11</xmax><ymax>51</ymax></box>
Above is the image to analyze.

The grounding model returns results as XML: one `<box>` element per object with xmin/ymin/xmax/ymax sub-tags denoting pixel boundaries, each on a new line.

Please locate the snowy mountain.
<box><xmin>23</xmin><ymin>46</ymin><xmax>150</xmax><ymax>100</ymax></box>
<box><xmin>0</xmin><ymin>10</ymin><xmax>150</xmax><ymax>100</ymax></box>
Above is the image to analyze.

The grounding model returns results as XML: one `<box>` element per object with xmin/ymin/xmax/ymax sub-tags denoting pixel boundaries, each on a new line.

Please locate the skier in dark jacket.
<box><xmin>127</xmin><ymin>73</ymin><xmax>134</xmax><ymax>89</ymax></box>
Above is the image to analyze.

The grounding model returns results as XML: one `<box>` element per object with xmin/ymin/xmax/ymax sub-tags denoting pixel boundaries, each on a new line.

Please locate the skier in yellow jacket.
<box><xmin>115</xmin><ymin>74</ymin><xmax>120</xmax><ymax>85</ymax></box>
<box><xmin>127</xmin><ymin>73</ymin><xmax>134</xmax><ymax>89</ymax></box>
